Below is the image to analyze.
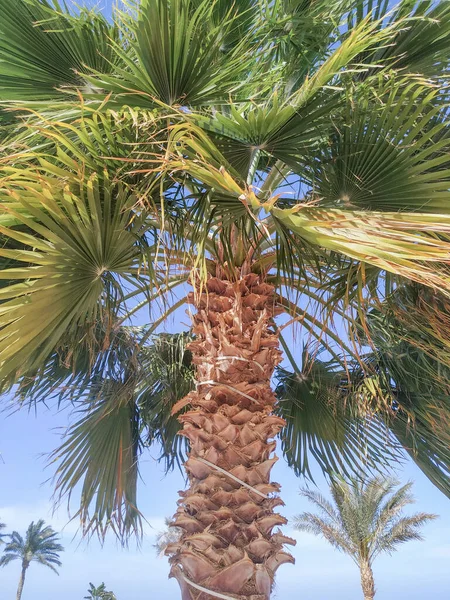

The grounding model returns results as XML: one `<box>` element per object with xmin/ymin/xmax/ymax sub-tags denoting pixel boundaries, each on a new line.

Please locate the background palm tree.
<box><xmin>84</xmin><ymin>582</ymin><xmax>117</xmax><ymax>600</ymax></box>
<box><xmin>0</xmin><ymin>0</ymin><xmax>450</xmax><ymax>597</ymax></box>
<box><xmin>0</xmin><ymin>520</ymin><xmax>63</xmax><ymax>600</ymax></box>
<box><xmin>294</xmin><ymin>477</ymin><xmax>436</xmax><ymax>599</ymax></box>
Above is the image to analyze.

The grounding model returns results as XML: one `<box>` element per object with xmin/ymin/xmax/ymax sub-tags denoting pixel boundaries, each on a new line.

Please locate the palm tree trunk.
<box><xmin>16</xmin><ymin>563</ymin><xmax>28</xmax><ymax>600</ymax></box>
<box><xmin>166</xmin><ymin>271</ymin><xmax>295</xmax><ymax>599</ymax></box>
<box><xmin>360</xmin><ymin>561</ymin><xmax>375</xmax><ymax>600</ymax></box>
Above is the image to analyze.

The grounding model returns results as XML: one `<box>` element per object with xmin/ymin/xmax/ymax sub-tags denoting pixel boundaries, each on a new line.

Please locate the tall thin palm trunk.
<box><xmin>360</xmin><ymin>561</ymin><xmax>375</xmax><ymax>600</ymax></box>
<box><xmin>166</xmin><ymin>272</ymin><xmax>295</xmax><ymax>599</ymax></box>
<box><xmin>16</xmin><ymin>563</ymin><xmax>28</xmax><ymax>600</ymax></box>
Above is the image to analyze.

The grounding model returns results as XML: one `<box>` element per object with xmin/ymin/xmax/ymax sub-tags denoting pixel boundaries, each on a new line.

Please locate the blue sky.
<box><xmin>0</xmin><ymin>1</ymin><xmax>449</xmax><ymax>599</ymax></box>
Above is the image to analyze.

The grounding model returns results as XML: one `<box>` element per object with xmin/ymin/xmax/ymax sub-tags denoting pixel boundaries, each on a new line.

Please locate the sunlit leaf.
<box><xmin>0</xmin><ymin>165</ymin><xmax>144</xmax><ymax>380</ymax></box>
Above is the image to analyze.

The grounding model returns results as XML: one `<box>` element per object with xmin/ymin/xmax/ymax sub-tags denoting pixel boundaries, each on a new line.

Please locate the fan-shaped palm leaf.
<box><xmin>275</xmin><ymin>348</ymin><xmax>401</xmax><ymax>482</ymax></box>
<box><xmin>89</xmin><ymin>0</ymin><xmax>262</xmax><ymax>108</ymax></box>
<box><xmin>50</xmin><ymin>382</ymin><xmax>142</xmax><ymax>539</ymax></box>
<box><xmin>0</xmin><ymin>0</ymin><xmax>119</xmax><ymax>102</ymax></box>
<box><xmin>40</xmin><ymin>332</ymin><xmax>194</xmax><ymax>538</ymax></box>
<box><xmin>301</xmin><ymin>81</ymin><xmax>450</xmax><ymax>212</ymax></box>
<box><xmin>0</xmin><ymin>157</ymin><xmax>156</xmax><ymax>380</ymax></box>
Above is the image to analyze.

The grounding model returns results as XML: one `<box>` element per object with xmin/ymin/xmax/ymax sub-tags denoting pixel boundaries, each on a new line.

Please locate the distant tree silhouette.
<box><xmin>84</xmin><ymin>582</ymin><xmax>117</xmax><ymax>600</ymax></box>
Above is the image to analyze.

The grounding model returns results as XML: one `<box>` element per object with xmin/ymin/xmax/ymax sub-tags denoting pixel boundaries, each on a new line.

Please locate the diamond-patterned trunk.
<box><xmin>166</xmin><ymin>272</ymin><xmax>295</xmax><ymax>600</ymax></box>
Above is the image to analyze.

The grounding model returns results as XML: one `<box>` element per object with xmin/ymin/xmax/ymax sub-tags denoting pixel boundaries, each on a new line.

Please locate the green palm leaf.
<box><xmin>0</xmin><ymin>0</ymin><xmax>119</xmax><ymax>102</ymax></box>
<box><xmin>391</xmin><ymin>414</ymin><xmax>450</xmax><ymax>498</ymax></box>
<box><xmin>50</xmin><ymin>383</ymin><xmax>142</xmax><ymax>539</ymax></box>
<box><xmin>354</xmin><ymin>288</ymin><xmax>450</xmax><ymax>496</ymax></box>
<box><xmin>89</xmin><ymin>0</ymin><xmax>261</xmax><ymax>108</ymax></box>
<box><xmin>138</xmin><ymin>333</ymin><xmax>194</xmax><ymax>472</ymax></box>
<box><xmin>46</xmin><ymin>332</ymin><xmax>194</xmax><ymax>539</ymax></box>
<box><xmin>0</xmin><ymin>165</ymin><xmax>143</xmax><ymax>380</ymax></box>
<box><xmin>369</xmin><ymin>0</ymin><xmax>450</xmax><ymax>79</ymax></box>
<box><xmin>301</xmin><ymin>80</ymin><xmax>450</xmax><ymax>212</ymax></box>
<box><xmin>275</xmin><ymin>346</ymin><xmax>401</xmax><ymax>481</ymax></box>
<box><xmin>187</xmin><ymin>92</ymin><xmax>341</xmax><ymax>177</ymax></box>
<box><xmin>10</xmin><ymin>322</ymin><xmax>145</xmax><ymax>405</ymax></box>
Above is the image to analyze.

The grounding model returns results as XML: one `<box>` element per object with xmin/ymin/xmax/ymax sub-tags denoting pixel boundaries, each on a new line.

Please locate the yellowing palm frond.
<box><xmin>0</xmin><ymin>167</ymin><xmax>143</xmax><ymax>380</ymax></box>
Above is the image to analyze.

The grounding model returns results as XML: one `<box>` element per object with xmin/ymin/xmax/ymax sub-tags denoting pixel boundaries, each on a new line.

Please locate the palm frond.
<box><xmin>191</xmin><ymin>0</ymin><xmax>258</xmax><ymax>50</ymax></box>
<box><xmin>0</xmin><ymin>162</ymin><xmax>146</xmax><ymax>381</ymax></box>
<box><xmin>374</xmin><ymin>511</ymin><xmax>437</xmax><ymax>557</ymax></box>
<box><xmin>392</xmin><ymin>416</ymin><xmax>450</xmax><ymax>499</ymax></box>
<box><xmin>359</xmin><ymin>0</ymin><xmax>450</xmax><ymax>80</ymax></box>
<box><xmin>301</xmin><ymin>80</ymin><xmax>450</xmax><ymax>213</ymax></box>
<box><xmin>356</xmin><ymin>293</ymin><xmax>450</xmax><ymax>497</ymax></box>
<box><xmin>294</xmin><ymin>511</ymin><xmax>354</xmax><ymax>555</ymax></box>
<box><xmin>275</xmin><ymin>347</ymin><xmax>401</xmax><ymax>481</ymax></box>
<box><xmin>272</xmin><ymin>205</ymin><xmax>450</xmax><ymax>293</ymax></box>
<box><xmin>138</xmin><ymin>333</ymin><xmax>194</xmax><ymax>472</ymax></box>
<box><xmin>0</xmin><ymin>552</ymin><xmax>18</xmax><ymax>566</ymax></box>
<box><xmin>88</xmin><ymin>0</ymin><xmax>263</xmax><ymax>108</ymax></box>
<box><xmin>0</xmin><ymin>0</ymin><xmax>119</xmax><ymax>102</ymax></box>
<box><xmin>262</xmin><ymin>0</ymin><xmax>346</xmax><ymax>90</ymax></box>
<box><xmin>42</xmin><ymin>332</ymin><xmax>194</xmax><ymax>540</ymax></box>
<box><xmin>50</xmin><ymin>384</ymin><xmax>142</xmax><ymax>540</ymax></box>
<box><xmin>9</xmin><ymin>322</ymin><xmax>144</xmax><ymax>406</ymax></box>
<box><xmin>295</xmin><ymin>475</ymin><xmax>436</xmax><ymax>568</ymax></box>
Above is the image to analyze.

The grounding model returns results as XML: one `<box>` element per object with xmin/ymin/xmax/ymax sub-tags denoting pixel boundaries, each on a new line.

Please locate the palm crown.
<box><xmin>0</xmin><ymin>521</ymin><xmax>63</xmax><ymax>600</ymax></box>
<box><xmin>84</xmin><ymin>582</ymin><xmax>117</xmax><ymax>600</ymax></box>
<box><xmin>296</xmin><ymin>478</ymin><xmax>436</xmax><ymax>562</ymax></box>
<box><xmin>294</xmin><ymin>477</ymin><xmax>436</xmax><ymax>598</ymax></box>
<box><xmin>0</xmin><ymin>0</ymin><xmax>450</xmax><ymax>596</ymax></box>
<box><xmin>0</xmin><ymin>520</ymin><xmax>63</xmax><ymax>572</ymax></box>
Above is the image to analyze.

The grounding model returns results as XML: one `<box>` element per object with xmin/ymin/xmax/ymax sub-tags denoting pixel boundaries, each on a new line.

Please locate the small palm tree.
<box><xmin>84</xmin><ymin>582</ymin><xmax>117</xmax><ymax>600</ymax></box>
<box><xmin>294</xmin><ymin>477</ymin><xmax>436</xmax><ymax>600</ymax></box>
<box><xmin>0</xmin><ymin>520</ymin><xmax>63</xmax><ymax>600</ymax></box>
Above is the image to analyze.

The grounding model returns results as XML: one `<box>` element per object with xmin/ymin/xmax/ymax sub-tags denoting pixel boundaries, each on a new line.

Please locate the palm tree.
<box><xmin>84</xmin><ymin>582</ymin><xmax>117</xmax><ymax>600</ymax></box>
<box><xmin>294</xmin><ymin>478</ymin><xmax>436</xmax><ymax>599</ymax></box>
<box><xmin>0</xmin><ymin>0</ymin><xmax>450</xmax><ymax>597</ymax></box>
<box><xmin>0</xmin><ymin>520</ymin><xmax>63</xmax><ymax>600</ymax></box>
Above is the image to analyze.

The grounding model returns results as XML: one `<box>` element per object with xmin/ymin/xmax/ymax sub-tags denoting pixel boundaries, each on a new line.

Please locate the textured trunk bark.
<box><xmin>166</xmin><ymin>272</ymin><xmax>295</xmax><ymax>599</ymax></box>
<box><xmin>360</xmin><ymin>562</ymin><xmax>375</xmax><ymax>600</ymax></box>
<box><xmin>16</xmin><ymin>564</ymin><xmax>27</xmax><ymax>600</ymax></box>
